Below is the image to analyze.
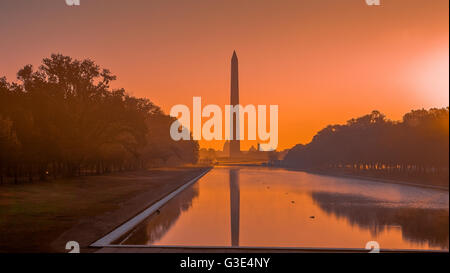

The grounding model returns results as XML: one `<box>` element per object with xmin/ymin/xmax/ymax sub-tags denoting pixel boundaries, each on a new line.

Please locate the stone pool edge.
<box><xmin>90</xmin><ymin>167</ymin><xmax>213</xmax><ymax>248</ymax></box>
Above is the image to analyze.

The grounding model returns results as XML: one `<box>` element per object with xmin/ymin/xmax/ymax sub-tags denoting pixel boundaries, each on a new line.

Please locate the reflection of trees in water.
<box><xmin>121</xmin><ymin>184</ymin><xmax>200</xmax><ymax>245</ymax></box>
<box><xmin>311</xmin><ymin>192</ymin><xmax>449</xmax><ymax>249</ymax></box>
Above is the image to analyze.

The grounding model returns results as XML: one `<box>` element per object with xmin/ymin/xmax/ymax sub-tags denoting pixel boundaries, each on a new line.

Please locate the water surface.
<box><xmin>121</xmin><ymin>167</ymin><xmax>449</xmax><ymax>250</ymax></box>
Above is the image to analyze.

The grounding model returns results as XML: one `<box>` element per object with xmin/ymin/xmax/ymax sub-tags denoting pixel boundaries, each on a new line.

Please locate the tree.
<box><xmin>283</xmin><ymin>109</ymin><xmax>449</xmax><ymax>186</ymax></box>
<box><xmin>0</xmin><ymin>54</ymin><xmax>199</xmax><ymax>183</ymax></box>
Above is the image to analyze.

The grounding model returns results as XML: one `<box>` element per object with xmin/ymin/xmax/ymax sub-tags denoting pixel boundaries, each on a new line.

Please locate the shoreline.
<box><xmin>0</xmin><ymin>166</ymin><xmax>210</xmax><ymax>253</ymax></box>
<box><xmin>282</xmin><ymin>167</ymin><xmax>449</xmax><ymax>191</ymax></box>
<box><xmin>91</xmin><ymin>167</ymin><xmax>212</xmax><ymax>247</ymax></box>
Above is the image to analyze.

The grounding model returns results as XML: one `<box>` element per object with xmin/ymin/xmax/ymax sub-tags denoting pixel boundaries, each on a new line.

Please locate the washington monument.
<box><xmin>230</xmin><ymin>50</ymin><xmax>240</xmax><ymax>158</ymax></box>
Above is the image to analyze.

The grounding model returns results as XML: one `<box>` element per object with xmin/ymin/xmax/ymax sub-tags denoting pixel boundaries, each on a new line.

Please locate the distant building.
<box><xmin>223</xmin><ymin>141</ymin><xmax>230</xmax><ymax>155</ymax></box>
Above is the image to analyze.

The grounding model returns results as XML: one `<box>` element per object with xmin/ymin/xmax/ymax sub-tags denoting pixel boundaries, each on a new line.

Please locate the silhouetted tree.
<box><xmin>284</xmin><ymin>109</ymin><xmax>449</xmax><ymax>186</ymax></box>
<box><xmin>0</xmin><ymin>54</ymin><xmax>199</xmax><ymax>183</ymax></box>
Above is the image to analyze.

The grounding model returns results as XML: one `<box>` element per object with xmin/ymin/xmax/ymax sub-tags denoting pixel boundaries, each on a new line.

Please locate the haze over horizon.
<box><xmin>0</xmin><ymin>0</ymin><xmax>448</xmax><ymax>150</ymax></box>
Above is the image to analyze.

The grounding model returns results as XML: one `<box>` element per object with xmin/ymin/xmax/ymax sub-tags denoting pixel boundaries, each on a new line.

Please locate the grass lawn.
<box><xmin>0</xmin><ymin>167</ymin><xmax>209</xmax><ymax>253</ymax></box>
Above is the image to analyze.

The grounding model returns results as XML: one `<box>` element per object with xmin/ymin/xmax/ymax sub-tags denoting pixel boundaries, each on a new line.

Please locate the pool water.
<box><xmin>120</xmin><ymin>167</ymin><xmax>449</xmax><ymax>250</ymax></box>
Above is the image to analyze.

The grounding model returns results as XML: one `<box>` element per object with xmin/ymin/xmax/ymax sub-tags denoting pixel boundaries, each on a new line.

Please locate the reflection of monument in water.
<box><xmin>229</xmin><ymin>168</ymin><xmax>240</xmax><ymax>246</ymax></box>
<box><xmin>229</xmin><ymin>51</ymin><xmax>240</xmax><ymax>158</ymax></box>
<box><xmin>228</xmin><ymin>51</ymin><xmax>241</xmax><ymax>245</ymax></box>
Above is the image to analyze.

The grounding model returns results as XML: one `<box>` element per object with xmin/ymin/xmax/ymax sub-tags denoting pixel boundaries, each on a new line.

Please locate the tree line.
<box><xmin>0</xmin><ymin>54</ymin><xmax>198</xmax><ymax>183</ymax></box>
<box><xmin>283</xmin><ymin>109</ymin><xmax>449</xmax><ymax>186</ymax></box>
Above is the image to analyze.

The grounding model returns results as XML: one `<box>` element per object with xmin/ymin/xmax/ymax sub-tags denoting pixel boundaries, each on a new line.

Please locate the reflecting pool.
<box><xmin>120</xmin><ymin>167</ymin><xmax>449</xmax><ymax>250</ymax></box>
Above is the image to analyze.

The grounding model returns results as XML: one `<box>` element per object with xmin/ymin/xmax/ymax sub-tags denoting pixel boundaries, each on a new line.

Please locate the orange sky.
<box><xmin>0</xmin><ymin>0</ymin><xmax>448</xmax><ymax>150</ymax></box>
